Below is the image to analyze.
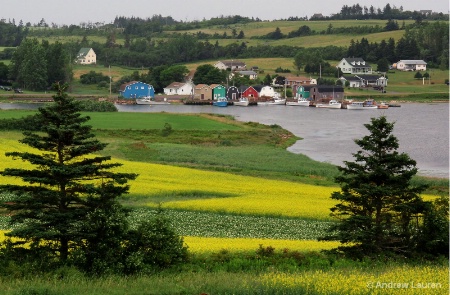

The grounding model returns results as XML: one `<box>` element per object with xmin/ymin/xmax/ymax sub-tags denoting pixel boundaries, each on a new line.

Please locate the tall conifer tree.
<box><xmin>0</xmin><ymin>83</ymin><xmax>137</xmax><ymax>262</ymax></box>
<box><xmin>321</xmin><ymin>116</ymin><xmax>427</xmax><ymax>256</ymax></box>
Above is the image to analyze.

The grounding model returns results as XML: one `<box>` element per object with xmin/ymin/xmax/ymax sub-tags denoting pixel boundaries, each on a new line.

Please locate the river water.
<box><xmin>1</xmin><ymin>102</ymin><xmax>448</xmax><ymax>178</ymax></box>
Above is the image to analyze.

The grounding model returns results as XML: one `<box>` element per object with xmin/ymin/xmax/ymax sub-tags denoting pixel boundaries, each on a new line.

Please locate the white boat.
<box><xmin>316</xmin><ymin>99</ymin><xmax>342</xmax><ymax>109</ymax></box>
<box><xmin>136</xmin><ymin>97</ymin><xmax>170</xmax><ymax>105</ymax></box>
<box><xmin>286</xmin><ymin>97</ymin><xmax>310</xmax><ymax>107</ymax></box>
<box><xmin>234</xmin><ymin>97</ymin><xmax>250</xmax><ymax>106</ymax></box>
<box><xmin>347</xmin><ymin>100</ymin><xmax>378</xmax><ymax>110</ymax></box>
<box><xmin>258</xmin><ymin>98</ymin><xmax>286</xmax><ymax>106</ymax></box>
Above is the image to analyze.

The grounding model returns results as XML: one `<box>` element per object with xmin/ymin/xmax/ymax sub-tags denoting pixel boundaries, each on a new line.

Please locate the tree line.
<box><xmin>1</xmin><ymin>16</ymin><xmax>448</xmax><ymax>91</ymax></box>
<box><xmin>315</xmin><ymin>3</ymin><xmax>448</xmax><ymax>21</ymax></box>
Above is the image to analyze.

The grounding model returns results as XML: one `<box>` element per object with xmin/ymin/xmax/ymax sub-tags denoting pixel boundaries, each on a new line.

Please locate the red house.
<box><xmin>239</xmin><ymin>86</ymin><xmax>259</xmax><ymax>99</ymax></box>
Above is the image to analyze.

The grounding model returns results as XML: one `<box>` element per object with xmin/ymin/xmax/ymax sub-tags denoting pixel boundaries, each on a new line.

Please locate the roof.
<box><xmin>398</xmin><ymin>60</ymin><xmax>427</xmax><ymax>65</ymax></box>
<box><xmin>356</xmin><ymin>75</ymin><xmax>385</xmax><ymax>81</ymax></box>
<box><xmin>120</xmin><ymin>80</ymin><xmax>139</xmax><ymax>91</ymax></box>
<box><xmin>210</xmin><ymin>84</ymin><xmax>225</xmax><ymax>89</ymax></box>
<box><xmin>340</xmin><ymin>76</ymin><xmax>361</xmax><ymax>81</ymax></box>
<box><xmin>195</xmin><ymin>84</ymin><xmax>211</xmax><ymax>90</ymax></box>
<box><xmin>76</xmin><ymin>47</ymin><xmax>93</xmax><ymax>58</ymax></box>
<box><xmin>164</xmin><ymin>82</ymin><xmax>186</xmax><ymax>89</ymax></box>
<box><xmin>252</xmin><ymin>85</ymin><xmax>263</xmax><ymax>92</ymax></box>
<box><xmin>342</xmin><ymin>58</ymin><xmax>371</xmax><ymax>68</ymax></box>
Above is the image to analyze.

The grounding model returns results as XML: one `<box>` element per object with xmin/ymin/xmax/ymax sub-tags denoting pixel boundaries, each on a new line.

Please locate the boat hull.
<box><xmin>316</xmin><ymin>103</ymin><xmax>341</xmax><ymax>109</ymax></box>
<box><xmin>347</xmin><ymin>105</ymin><xmax>378</xmax><ymax>110</ymax></box>
<box><xmin>258</xmin><ymin>99</ymin><xmax>286</xmax><ymax>106</ymax></box>
<box><xmin>286</xmin><ymin>101</ymin><xmax>310</xmax><ymax>106</ymax></box>
<box><xmin>234</xmin><ymin>98</ymin><xmax>250</xmax><ymax>106</ymax></box>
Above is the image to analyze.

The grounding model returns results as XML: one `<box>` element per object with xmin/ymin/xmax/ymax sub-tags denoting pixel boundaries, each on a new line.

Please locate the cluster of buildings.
<box><xmin>75</xmin><ymin>48</ymin><xmax>428</xmax><ymax>101</ymax></box>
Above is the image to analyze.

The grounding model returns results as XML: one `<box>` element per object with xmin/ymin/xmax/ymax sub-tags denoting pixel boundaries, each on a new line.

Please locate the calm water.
<box><xmin>1</xmin><ymin>102</ymin><xmax>448</xmax><ymax>178</ymax></box>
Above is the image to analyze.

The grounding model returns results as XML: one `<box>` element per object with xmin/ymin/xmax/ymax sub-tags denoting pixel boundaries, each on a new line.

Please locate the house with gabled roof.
<box><xmin>194</xmin><ymin>84</ymin><xmax>212</xmax><ymax>100</ymax></box>
<box><xmin>163</xmin><ymin>82</ymin><xmax>194</xmax><ymax>96</ymax></box>
<box><xmin>75</xmin><ymin>48</ymin><xmax>96</xmax><ymax>65</ymax></box>
<box><xmin>237</xmin><ymin>70</ymin><xmax>258</xmax><ymax>80</ymax></box>
<box><xmin>339</xmin><ymin>74</ymin><xmax>388</xmax><ymax>88</ymax></box>
<box><xmin>309</xmin><ymin>85</ymin><xmax>344</xmax><ymax>102</ymax></box>
<box><xmin>214</xmin><ymin>60</ymin><xmax>246</xmax><ymax>71</ymax></box>
<box><xmin>336</xmin><ymin>58</ymin><xmax>372</xmax><ymax>74</ymax></box>
<box><xmin>239</xmin><ymin>86</ymin><xmax>259</xmax><ymax>98</ymax></box>
<box><xmin>339</xmin><ymin>75</ymin><xmax>364</xmax><ymax>88</ymax></box>
<box><xmin>396</xmin><ymin>60</ymin><xmax>427</xmax><ymax>71</ymax></box>
<box><xmin>355</xmin><ymin>75</ymin><xmax>388</xmax><ymax>87</ymax></box>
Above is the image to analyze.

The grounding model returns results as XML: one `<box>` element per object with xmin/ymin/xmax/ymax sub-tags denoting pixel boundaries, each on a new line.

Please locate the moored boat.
<box><xmin>258</xmin><ymin>97</ymin><xmax>286</xmax><ymax>106</ymax></box>
<box><xmin>347</xmin><ymin>100</ymin><xmax>378</xmax><ymax>110</ymax></box>
<box><xmin>286</xmin><ymin>97</ymin><xmax>310</xmax><ymax>107</ymax></box>
<box><xmin>316</xmin><ymin>99</ymin><xmax>342</xmax><ymax>109</ymax></box>
<box><xmin>234</xmin><ymin>97</ymin><xmax>250</xmax><ymax>106</ymax></box>
<box><xmin>213</xmin><ymin>97</ymin><xmax>228</xmax><ymax>107</ymax></box>
<box><xmin>136</xmin><ymin>97</ymin><xmax>170</xmax><ymax>105</ymax></box>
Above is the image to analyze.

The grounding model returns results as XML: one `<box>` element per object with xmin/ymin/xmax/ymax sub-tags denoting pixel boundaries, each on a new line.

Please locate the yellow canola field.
<box><xmin>0</xmin><ymin>138</ymin><xmax>438</xmax><ymax>220</ymax></box>
<box><xmin>183</xmin><ymin>236</ymin><xmax>340</xmax><ymax>253</ymax></box>
<box><xmin>128</xmin><ymin>162</ymin><xmax>337</xmax><ymax>219</ymax></box>
<box><xmin>261</xmin><ymin>265</ymin><xmax>449</xmax><ymax>295</ymax></box>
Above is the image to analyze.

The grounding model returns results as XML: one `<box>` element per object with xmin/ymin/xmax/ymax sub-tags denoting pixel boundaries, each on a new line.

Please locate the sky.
<box><xmin>2</xmin><ymin>0</ymin><xmax>449</xmax><ymax>26</ymax></box>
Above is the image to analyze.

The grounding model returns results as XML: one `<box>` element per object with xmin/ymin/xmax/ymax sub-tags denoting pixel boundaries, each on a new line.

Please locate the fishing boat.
<box><xmin>315</xmin><ymin>99</ymin><xmax>342</xmax><ymax>109</ymax></box>
<box><xmin>258</xmin><ymin>97</ymin><xmax>286</xmax><ymax>106</ymax></box>
<box><xmin>213</xmin><ymin>97</ymin><xmax>228</xmax><ymax>107</ymax></box>
<box><xmin>136</xmin><ymin>97</ymin><xmax>170</xmax><ymax>105</ymax></box>
<box><xmin>347</xmin><ymin>101</ymin><xmax>378</xmax><ymax>110</ymax></box>
<box><xmin>286</xmin><ymin>97</ymin><xmax>310</xmax><ymax>107</ymax></box>
<box><xmin>234</xmin><ymin>97</ymin><xmax>250</xmax><ymax>106</ymax></box>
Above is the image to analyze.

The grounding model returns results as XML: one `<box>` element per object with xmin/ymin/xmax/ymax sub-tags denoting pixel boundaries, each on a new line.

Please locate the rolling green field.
<box><xmin>0</xmin><ymin>109</ymin><xmax>448</xmax><ymax>294</ymax></box>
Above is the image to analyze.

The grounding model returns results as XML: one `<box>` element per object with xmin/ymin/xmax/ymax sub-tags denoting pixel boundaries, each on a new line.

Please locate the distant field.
<box><xmin>171</xmin><ymin>19</ymin><xmax>416</xmax><ymax>37</ymax></box>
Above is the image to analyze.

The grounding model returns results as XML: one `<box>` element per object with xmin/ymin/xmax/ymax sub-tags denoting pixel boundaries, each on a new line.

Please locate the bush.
<box><xmin>78</xmin><ymin>100</ymin><xmax>117</xmax><ymax>112</ymax></box>
<box><xmin>80</xmin><ymin>71</ymin><xmax>110</xmax><ymax>85</ymax></box>
<box><xmin>122</xmin><ymin>214</ymin><xmax>188</xmax><ymax>274</ymax></box>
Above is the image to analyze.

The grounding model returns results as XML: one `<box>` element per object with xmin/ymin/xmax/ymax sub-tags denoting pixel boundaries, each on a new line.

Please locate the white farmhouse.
<box><xmin>214</xmin><ymin>60</ymin><xmax>246</xmax><ymax>71</ymax></box>
<box><xmin>336</xmin><ymin>58</ymin><xmax>372</xmax><ymax>74</ymax></box>
<box><xmin>75</xmin><ymin>48</ymin><xmax>96</xmax><ymax>65</ymax></box>
<box><xmin>396</xmin><ymin>60</ymin><xmax>427</xmax><ymax>71</ymax></box>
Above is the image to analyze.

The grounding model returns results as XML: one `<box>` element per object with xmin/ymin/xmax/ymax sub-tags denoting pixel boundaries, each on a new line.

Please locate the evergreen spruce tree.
<box><xmin>321</xmin><ymin>116</ymin><xmax>427</xmax><ymax>257</ymax></box>
<box><xmin>0</xmin><ymin>83</ymin><xmax>137</xmax><ymax>263</ymax></box>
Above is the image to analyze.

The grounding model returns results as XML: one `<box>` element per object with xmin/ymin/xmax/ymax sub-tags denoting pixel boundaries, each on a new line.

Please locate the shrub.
<box><xmin>123</xmin><ymin>213</ymin><xmax>188</xmax><ymax>274</ymax></box>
